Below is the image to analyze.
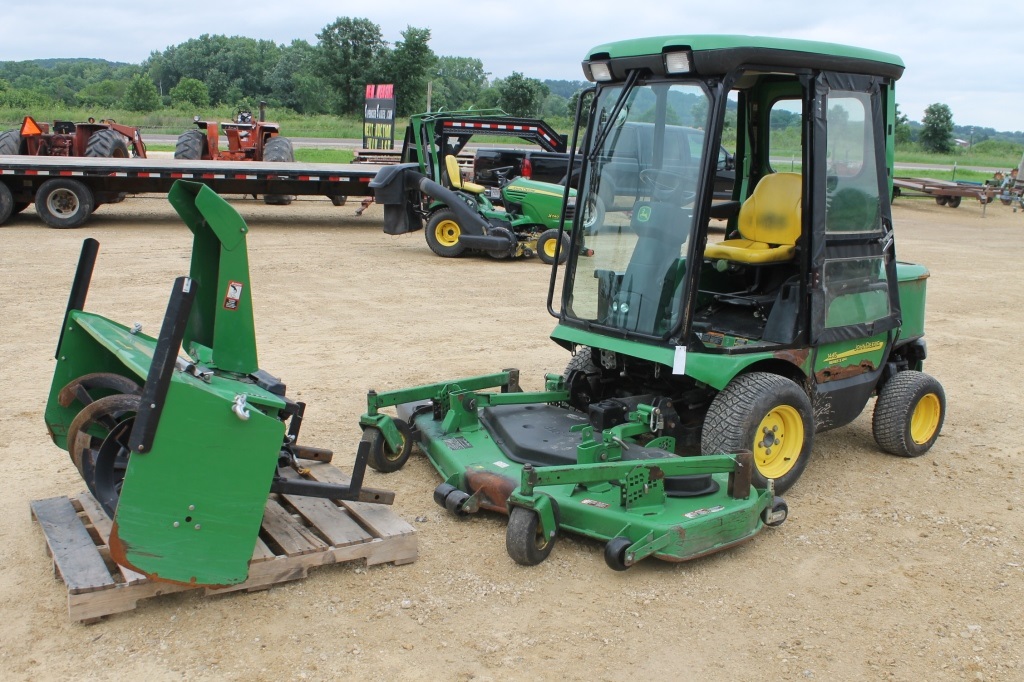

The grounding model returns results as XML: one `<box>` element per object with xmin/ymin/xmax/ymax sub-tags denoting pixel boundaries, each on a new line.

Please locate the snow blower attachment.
<box><xmin>44</xmin><ymin>181</ymin><xmax>393</xmax><ymax>587</ymax></box>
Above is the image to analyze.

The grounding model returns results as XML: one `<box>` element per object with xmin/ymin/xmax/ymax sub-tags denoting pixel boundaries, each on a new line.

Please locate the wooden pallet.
<box><xmin>30</xmin><ymin>462</ymin><xmax>417</xmax><ymax>623</ymax></box>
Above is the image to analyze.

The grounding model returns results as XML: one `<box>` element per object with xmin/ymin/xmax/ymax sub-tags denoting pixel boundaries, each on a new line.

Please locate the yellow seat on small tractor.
<box><xmin>704</xmin><ymin>172</ymin><xmax>802</xmax><ymax>264</ymax></box>
<box><xmin>445</xmin><ymin>154</ymin><xmax>486</xmax><ymax>194</ymax></box>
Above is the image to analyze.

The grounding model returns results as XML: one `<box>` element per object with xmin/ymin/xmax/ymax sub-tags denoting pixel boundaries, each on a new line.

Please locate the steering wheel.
<box><xmin>640</xmin><ymin>168</ymin><xmax>696</xmax><ymax>206</ymax></box>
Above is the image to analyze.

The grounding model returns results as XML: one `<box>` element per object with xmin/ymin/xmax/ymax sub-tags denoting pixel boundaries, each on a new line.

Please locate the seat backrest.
<box><xmin>444</xmin><ymin>154</ymin><xmax>464</xmax><ymax>189</ymax></box>
<box><xmin>737</xmin><ymin>172</ymin><xmax>802</xmax><ymax>246</ymax></box>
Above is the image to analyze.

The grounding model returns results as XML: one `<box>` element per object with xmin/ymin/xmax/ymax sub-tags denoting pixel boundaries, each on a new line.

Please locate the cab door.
<box><xmin>808</xmin><ymin>72</ymin><xmax>902</xmax><ymax>430</ymax></box>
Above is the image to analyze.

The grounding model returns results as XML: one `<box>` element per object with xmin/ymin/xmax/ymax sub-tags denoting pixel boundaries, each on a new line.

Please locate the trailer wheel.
<box><xmin>262</xmin><ymin>136</ymin><xmax>295</xmax><ymax>205</ymax></box>
<box><xmin>0</xmin><ymin>181</ymin><xmax>13</xmax><ymax>225</ymax></box>
<box><xmin>0</xmin><ymin>129</ymin><xmax>23</xmax><ymax>155</ymax></box>
<box><xmin>35</xmin><ymin>178</ymin><xmax>95</xmax><ymax>228</ymax></box>
<box><xmin>872</xmin><ymin>370</ymin><xmax>945</xmax><ymax>458</ymax></box>
<box><xmin>329</xmin><ymin>195</ymin><xmax>347</xmax><ymax>206</ymax></box>
<box><xmin>174</xmin><ymin>129</ymin><xmax>205</xmax><ymax>160</ymax></box>
<box><xmin>945</xmin><ymin>196</ymin><xmax>962</xmax><ymax>208</ymax></box>
<box><xmin>363</xmin><ymin>419</ymin><xmax>413</xmax><ymax>473</ymax></box>
<box><xmin>604</xmin><ymin>536</ymin><xmax>633</xmax><ymax>571</ymax></box>
<box><xmin>506</xmin><ymin>506</ymin><xmax>555</xmax><ymax>566</ymax></box>
<box><xmin>425</xmin><ymin>208</ymin><xmax>466</xmax><ymax>257</ymax></box>
<box><xmin>537</xmin><ymin>229</ymin><xmax>570</xmax><ymax>265</ymax></box>
<box><xmin>701</xmin><ymin>372</ymin><xmax>814</xmax><ymax>494</ymax></box>
<box><xmin>935</xmin><ymin>196</ymin><xmax>948</xmax><ymax>206</ymax></box>
<box><xmin>84</xmin><ymin>129</ymin><xmax>130</xmax><ymax>158</ymax></box>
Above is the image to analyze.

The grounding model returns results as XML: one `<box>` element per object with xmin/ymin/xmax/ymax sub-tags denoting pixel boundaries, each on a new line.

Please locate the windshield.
<box><xmin>567</xmin><ymin>81</ymin><xmax>710</xmax><ymax>337</ymax></box>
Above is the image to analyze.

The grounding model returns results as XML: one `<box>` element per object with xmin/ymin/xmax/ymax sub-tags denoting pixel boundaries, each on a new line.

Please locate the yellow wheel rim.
<box><xmin>753</xmin><ymin>405</ymin><xmax>804</xmax><ymax>479</ymax></box>
<box><xmin>435</xmin><ymin>219</ymin><xmax>461</xmax><ymax>247</ymax></box>
<box><xmin>543</xmin><ymin>237</ymin><xmax>559</xmax><ymax>259</ymax></box>
<box><xmin>910</xmin><ymin>393</ymin><xmax>941</xmax><ymax>445</ymax></box>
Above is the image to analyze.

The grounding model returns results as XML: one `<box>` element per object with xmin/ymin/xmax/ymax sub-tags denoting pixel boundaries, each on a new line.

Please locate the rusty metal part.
<box><xmin>464</xmin><ymin>468</ymin><xmax>518</xmax><ymax>513</ymax></box>
<box><xmin>815</xmin><ymin>360</ymin><xmax>876</xmax><ymax>383</ymax></box>
<box><xmin>65</xmin><ymin>393</ymin><xmax>140</xmax><ymax>477</ymax></box>
<box><xmin>290</xmin><ymin>444</ymin><xmax>333</xmax><ymax>463</ymax></box>
<box><xmin>58</xmin><ymin>372</ymin><xmax>142</xmax><ymax>408</ymax></box>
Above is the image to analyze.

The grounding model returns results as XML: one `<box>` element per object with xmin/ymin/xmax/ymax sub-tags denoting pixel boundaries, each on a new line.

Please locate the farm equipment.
<box><xmin>44</xmin><ymin>180</ymin><xmax>392</xmax><ymax>587</ymax></box>
<box><xmin>358</xmin><ymin>35</ymin><xmax>946</xmax><ymax>569</ymax></box>
<box><xmin>370</xmin><ymin>110</ymin><xmax>578</xmax><ymax>263</ymax></box>
<box><xmin>0</xmin><ymin>116</ymin><xmax>147</xmax><ymax>159</ymax></box>
<box><xmin>174</xmin><ymin>101</ymin><xmax>296</xmax><ymax>205</ymax></box>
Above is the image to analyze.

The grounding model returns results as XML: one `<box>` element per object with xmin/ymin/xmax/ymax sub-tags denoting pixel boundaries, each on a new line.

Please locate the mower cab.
<box><xmin>358</xmin><ymin>35</ymin><xmax>946</xmax><ymax>571</ymax></box>
<box><xmin>45</xmin><ymin>181</ymin><xmax>391</xmax><ymax>587</ymax></box>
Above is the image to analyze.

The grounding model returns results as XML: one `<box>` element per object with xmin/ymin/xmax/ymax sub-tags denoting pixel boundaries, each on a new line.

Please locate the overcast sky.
<box><xmin>3</xmin><ymin>1</ymin><xmax>1021</xmax><ymax>132</ymax></box>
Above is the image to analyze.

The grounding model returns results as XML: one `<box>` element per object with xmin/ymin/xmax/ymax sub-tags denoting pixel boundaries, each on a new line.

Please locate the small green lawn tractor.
<box><xmin>358</xmin><ymin>35</ymin><xmax>946</xmax><ymax>569</ymax></box>
<box><xmin>371</xmin><ymin>110</ymin><xmax>577</xmax><ymax>263</ymax></box>
<box><xmin>44</xmin><ymin>180</ymin><xmax>392</xmax><ymax>587</ymax></box>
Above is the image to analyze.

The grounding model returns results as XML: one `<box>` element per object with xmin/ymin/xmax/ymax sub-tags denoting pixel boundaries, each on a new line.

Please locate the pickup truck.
<box><xmin>473</xmin><ymin>123</ymin><xmax>735</xmax><ymax>199</ymax></box>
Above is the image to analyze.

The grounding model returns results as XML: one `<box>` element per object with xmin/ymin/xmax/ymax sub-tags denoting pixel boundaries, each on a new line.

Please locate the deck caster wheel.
<box><xmin>505</xmin><ymin>506</ymin><xmax>555</xmax><ymax>566</ymax></box>
<box><xmin>444</xmin><ymin>489</ymin><xmax>471</xmax><ymax>517</ymax></box>
<box><xmin>762</xmin><ymin>496</ymin><xmax>788</xmax><ymax>527</ymax></box>
<box><xmin>364</xmin><ymin>419</ymin><xmax>413</xmax><ymax>473</ymax></box>
<box><xmin>604</xmin><ymin>536</ymin><xmax>634</xmax><ymax>571</ymax></box>
<box><xmin>433</xmin><ymin>483</ymin><xmax>458</xmax><ymax>508</ymax></box>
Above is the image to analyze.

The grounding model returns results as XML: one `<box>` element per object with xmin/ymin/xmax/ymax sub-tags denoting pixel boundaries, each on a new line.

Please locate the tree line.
<box><xmin>0</xmin><ymin>17</ymin><xmax>588</xmax><ymax>120</ymax></box>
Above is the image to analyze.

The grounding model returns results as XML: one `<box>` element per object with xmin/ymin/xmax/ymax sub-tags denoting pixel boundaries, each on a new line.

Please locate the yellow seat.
<box><xmin>445</xmin><ymin>155</ymin><xmax>487</xmax><ymax>194</ymax></box>
<box><xmin>704</xmin><ymin>172</ymin><xmax>802</xmax><ymax>264</ymax></box>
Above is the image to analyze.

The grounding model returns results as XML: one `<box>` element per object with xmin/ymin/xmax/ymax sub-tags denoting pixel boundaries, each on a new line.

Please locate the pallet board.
<box><xmin>31</xmin><ymin>462</ymin><xmax>417</xmax><ymax>623</ymax></box>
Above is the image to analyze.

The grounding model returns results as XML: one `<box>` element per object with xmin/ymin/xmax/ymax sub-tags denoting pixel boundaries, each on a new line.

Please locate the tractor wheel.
<box><xmin>537</xmin><ymin>229</ymin><xmax>570</xmax><ymax>265</ymax></box>
<box><xmin>174</xmin><ymin>129</ymin><xmax>205</xmax><ymax>160</ymax></box>
<box><xmin>563</xmin><ymin>346</ymin><xmax>597</xmax><ymax>378</ymax></box>
<box><xmin>935</xmin><ymin>196</ymin><xmax>948</xmax><ymax>206</ymax></box>
<box><xmin>604</xmin><ymin>536</ymin><xmax>633</xmax><ymax>571</ymax></box>
<box><xmin>0</xmin><ymin>181</ymin><xmax>13</xmax><ymax>225</ymax></box>
<box><xmin>34</xmin><ymin>178</ymin><xmax>95</xmax><ymax>228</ymax></box>
<box><xmin>262</xmin><ymin>136</ymin><xmax>295</xmax><ymax>206</ymax></box>
<box><xmin>872</xmin><ymin>370</ymin><xmax>945</xmax><ymax>457</ymax></box>
<box><xmin>363</xmin><ymin>419</ymin><xmax>413</xmax><ymax>473</ymax></box>
<box><xmin>701</xmin><ymin>372</ymin><xmax>814</xmax><ymax>494</ymax></box>
<box><xmin>582</xmin><ymin>195</ymin><xmax>605</xmax><ymax>234</ymax></box>
<box><xmin>65</xmin><ymin>393</ymin><xmax>141</xmax><ymax>517</ymax></box>
<box><xmin>0</xmin><ymin>129</ymin><xmax>22</xmax><ymax>155</ymax></box>
<box><xmin>506</xmin><ymin>506</ymin><xmax>556</xmax><ymax>566</ymax></box>
<box><xmin>945</xmin><ymin>196</ymin><xmax>962</xmax><ymax>208</ymax></box>
<box><xmin>425</xmin><ymin>208</ymin><xmax>466</xmax><ymax>257</ymax></box>
<box><xmin>84</xmin><ymin>129</ymin><xmax>130</xmax><ymax>158</ymax></box>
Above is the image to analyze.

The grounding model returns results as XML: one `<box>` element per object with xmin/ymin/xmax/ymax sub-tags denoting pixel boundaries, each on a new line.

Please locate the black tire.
<box><xmin>537</xmin><ymin>229</ymin><xmax>570</xmax><ymax>265</ymax></box>
<box><xmin>444</xmin><ymin>489</ymin><xmax>471</xmax><ymax>517</ymax></box>
<box><xmin>35</xmin><ymin>178</ymin><xmax>95</xmax><ymax>229</ymax></box>
<box><xmin>935</xmin><ymin>196</ymin><xmax>948</xmax><ymax>206</ymax></box>
<box><xmin>872</xmin><ymin>370</ymin><xmax>945</xmax><ymax>457</ymax></box>
<box><xmin>84</xmin><ymin>129</ymin><xmax>130</xmax><ymax>158</ymax></box>
<box><xmin>701</xmin><ymin>372</ymin><xmax>814</xmax><ymax>494</ymax></box>
<box><xmin>582</xmin><ymin>194</ymin><xmax>605</xmax><ymax>234</ymax></box>
<box><xmin>505</xmin><ymin>506</ymin><xmax>555</xmax><ymax>566</ymax></box>
<box><xmin>604</xmin><ymin>536</ymin><xmax>633</xmax><ymax>571</ymax></box>
<box><xmin>0</xmin><ymin>129</ymin><xmax>22</xmax><ymax>155</ymax></box>
<box><xmin>433</xmin><ymin>483</ymin><xmax>458</xmax><ymax>508</ymax></box>
<box><xmin>262</xmin><ymin>136</ymin><xmax>295</xmax><ymax>205</ymax></box>
<box><xmin>0</xmin><ymin>181</ymin><xmax>12</xmax><ymax>225</ymax></box>
<box><xmin>945</xmin><ymin>196</ymin><xmax>962</xmax><ymax>208</ymax></box>
<box><xmin>762</xmin><ymin>496</ymin><xmax>788</xmax><ymax>527</ymax></box>
<box><xmin>174</xmin><ymin>129</ymin><xmax>205</xmax><ymax>160</ymax></box>
<box><xmin>363</xmin><ymin>419</ymin><xmax>413</xmax><ymax>473</ymax></box>
<box><xmin>329</xmin><ymin>195</ymin><xmax>347</xmax><ymax>207</ymax></box>
<box><xmin>425</xmin><ymin>208</ymin><xmax>466</xmax><ymax>257</ymax></box>
<box><xmin>563</xmin><ymin>346</ymin><xmax>596</xmax><ymax>379</ymax></box>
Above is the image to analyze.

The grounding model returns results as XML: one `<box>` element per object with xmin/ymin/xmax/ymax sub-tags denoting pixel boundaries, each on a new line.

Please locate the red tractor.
<box><xmin>0</xmin><ymin>116</ymin><xmax>147</xmax><ymax>159</ymax></box>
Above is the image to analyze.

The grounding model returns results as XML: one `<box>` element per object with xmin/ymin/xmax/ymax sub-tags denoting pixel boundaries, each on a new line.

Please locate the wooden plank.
<box><xmin>30</xmin><ymin>497</ymin><xmax>115</xmax><ymax>594</ymax></box>
<box><xmin>260</xmin><ymin>499</ymin><xmax>327</xmax><ymax>556</ymax></box>
<box><xmin>301</xmin><ymin>462</ymin><xmax>415</xmax><ymax>539</ymax></box>
<box><xmin>278</xmin><ymin>469</ymin><xmax>372</xmax><ymax>547</ymax></box>
<box><xmin>73</xmin><ymin>492</ymin><xmax>149</xmax><ymax>585</ymax></box>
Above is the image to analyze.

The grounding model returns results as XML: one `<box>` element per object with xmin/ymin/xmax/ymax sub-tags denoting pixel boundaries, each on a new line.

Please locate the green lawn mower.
<box><xmin>44</xmin><ymin>181</ymin><xmax>392</xmax><ymax>588</ymax></box>
<box><xmin>358</xmin><ymin>35</ymin><xmax>945</xmax><ymax>570</ymax></box>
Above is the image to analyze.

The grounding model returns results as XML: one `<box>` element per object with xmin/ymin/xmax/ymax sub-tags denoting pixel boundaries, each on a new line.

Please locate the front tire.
<box><xmin>363</xmin><ymin>419</ymin><xmax>413</xmax><ymax>473</ymax></box>
<box><xmin>35</xmin><ymin>178</ymin><xmax>95</xmax><ymax>228</ymax></box>
<box><xmin>425</xmin><ymin>208</ymin><xmax>466</xmax><ymax>257</ymax></box>
<box><xmin>537</xmin><ymin>229</ymin><xmax>570</xmax><ymax>265</ymax></box>
<box><xmin>505</xmin><ymin>506</ymin><xmax>555</xmax><ymax>566</ymax></box>
<box><xmin>872</xmin><ymin>371</ymin><xmax>945</xmax><ymax>457</ymax></box>
<box><xmin>702</xmin><ymin>372</ymin><xmax>814</xmax><ymax>494</ymax></box>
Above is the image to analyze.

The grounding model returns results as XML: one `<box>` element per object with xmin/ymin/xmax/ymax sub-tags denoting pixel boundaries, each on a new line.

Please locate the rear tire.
<box><xmin>174</xmin><ymin>129</ymin><xmax>205</xmax><ymax>160</ymax></box>
<box><xmin>35</xmin><ymin>178</ymin><xmax>94</xmax><ymax>228</ymax></box>
<box><xmin>537</xmin><ymin>229</ymin><xmax>570</xmax><ymax>265</ymax></box>
<box><xmin>935</xmin><ymin>196</ymin><xmax>948</xmax><ymax>206</ymax></box>
<box><xmin>84</xmin><ymin>129</ymin><xmax>130</xmax><ymax>158</ymax></box>
<box><xmin>262</xmin><ymin>136</ymin><xmax>295</xmax><ymax>205</ymax></box>
<box><xmin>0</xmin><ymin>130</ymin><xmax>23</xmax><ymax>155</ymax></box>
<box><xmin>945</xmin><ymin>196</ymin><xmax>962</xmax><ymax>208</ymax></box>
<box><xmin>425</xmin><ymin>208</ymin><xmax>466</xmax><ymax>257</ymax></box>
<box><xmin>0</xmin><ymin>181</ymin><xmax>13</xmax><ymax>225</ymax></box>
<box><xmin>701</xmin><ymin>372</ymin><xmax>814</xmax><ymax>494</ymax></box>
<box><xmin>872</xmin><ymin>371</ymin><xmax>945</xmax><ymax>457</ymax></box>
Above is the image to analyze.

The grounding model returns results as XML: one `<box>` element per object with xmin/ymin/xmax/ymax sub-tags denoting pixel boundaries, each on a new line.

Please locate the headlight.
<box><xmin>589</xmin><ymin>62</ymin><xmax>613</xmax><ymax>82</ymax></box>
<box><xmin>664</xmin><ymin>51</ymin><xmax>692</xmax><ymax>74</ymax></box>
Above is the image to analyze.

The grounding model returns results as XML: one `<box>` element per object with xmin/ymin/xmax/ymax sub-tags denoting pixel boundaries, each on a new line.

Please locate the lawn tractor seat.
<box><xmin>445</xmin><ymin>154</ymin><xmax>486</xmax><ymax>194</ymax></box>
<box><xmin>704</xmin><ymin>172</ymin><xmax>802</xmax><ymax>265</ymax></box>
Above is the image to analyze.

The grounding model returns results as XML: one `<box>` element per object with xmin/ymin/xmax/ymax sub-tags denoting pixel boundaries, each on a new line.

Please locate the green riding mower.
<box><xmin>357</xmin><ymin>36</ymin><xmax>946</xmax><ymax>569</ymax></box>
<box><xmin>371</xmin><ymin>110</ymin><xmax>577</xmax><ymax>263</ymax></box>
<box><xmin>44</xmin><ymin>181</ymin><xmax>393</xmax><ymax>587</ymax></box>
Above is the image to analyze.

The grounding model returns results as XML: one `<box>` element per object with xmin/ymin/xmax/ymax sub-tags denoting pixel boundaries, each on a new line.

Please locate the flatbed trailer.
<box><xmin>892</xmin><ymin>176</ymin><xmax>996</xmax><ymax>211</ymax></box>
<box><xmin>0</xmin><ymin>155</ymin><xmax>381</xmax><ymax>228</ymax></box>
